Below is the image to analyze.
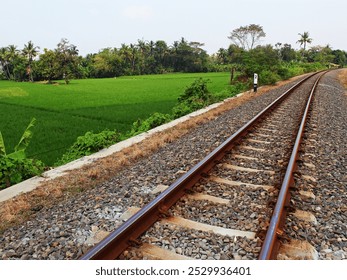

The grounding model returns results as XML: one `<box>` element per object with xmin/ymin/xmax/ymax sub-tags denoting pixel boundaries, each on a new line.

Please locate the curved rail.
<box><xmin>259</xmin><ymin>71</ymin><xmax>327</xmax><ymax>259</ymax></box>
<box><xmin>80</xmin><ymin>72</ymin><xmax>320</xmax><ymax>260</ymax></box>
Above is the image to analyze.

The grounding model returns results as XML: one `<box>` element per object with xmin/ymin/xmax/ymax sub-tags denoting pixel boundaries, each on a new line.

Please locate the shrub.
<box><xmin>171</xmin><ymin>102</ymin><xmax>195</xmax><ymax>118</ymax></box>
<box><xmin>301</xmin><ymin>62</ymin><xmax>325</xmax><ymax>72</ymax></box>
<box><xmin>171</xmin><ymin>78</ymin><xmax>215</xmax><ymax>118</ymax></box>
<box><xmin>56</xmin><ymin>129</ymin><xmax>120</xmax><ymax>165</ymax></box>
<box><xmin>178</xmin><ymin>78</ymin><xmax>213</xmax><ymax>105</ymax></box>
<box><xmin>259</xmin><ymin>70</ymin><xmax>281</xmax><ymax>85</ymax></box>
<box><xmin>129</xmin><ymin>112</ymin><xmax>172</xmax><ymax>136</ymax></box>
<box><xmin>277</xmin><ymin>67</ymin><xmax>291</xmax><ymax>80</ymax></box>
<box><xmin>0</xmin><ymin>157</ymin><xmax>44</xmax><ymax>189</ymax></box>
<box><xmin>214</xmin><ymin>83</ymin><xmax>245</xmax><ymax>102</ymax></box>
<box><xmin>287</xmin><ymin>65</ymin><xmax>305</xmax><ymax>77</ymax></box>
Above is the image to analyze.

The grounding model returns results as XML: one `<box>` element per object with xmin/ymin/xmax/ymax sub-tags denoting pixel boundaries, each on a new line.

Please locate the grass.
<box><xmin>0</xmin><ymin>72</ymin><xmax>231</xmax><ymax>165</ymax></box>
<box><xmin>338</xmin><ymin>68</ymin><xmax>347</xmax><ymax>92</ymax></box>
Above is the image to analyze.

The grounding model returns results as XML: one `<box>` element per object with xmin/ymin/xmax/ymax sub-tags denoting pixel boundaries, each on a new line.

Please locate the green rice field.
<box><xmin>0</xmin><ymin>72</ymin><xmax>231</xmax><ymax>165</ymax></box>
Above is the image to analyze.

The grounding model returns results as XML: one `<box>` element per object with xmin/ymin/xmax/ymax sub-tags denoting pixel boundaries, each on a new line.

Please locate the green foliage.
<box><xmin>172</xmin><ymin>78</ymin><xmax>244</xmax><ymax>118</ymax></box>
<box><xmin>0</xmin><ymin>157</ymin><xmax>44</xmax><ymax>189</ymax></box>
<box><xmin>55</xmin><ymin>39</ymin><xmax>80</xmax><ymax>84</ymax></box>
<box><xmin>56</xmin><ymin>129</ymin><xmax>120</xmax><ymax>165</ymax></box>
<box><xmin>172</xmin><ymin>78</ymin><xmax>214</xmax><ymax>118</ymax></box>
<box><xmin>0</xmin><ymin>132</ymin><xmax>5</xmax><ymax>156</ymax></box>
<box><xmin>178</xmin><ymin>78</ymin><xmax>213</xmax><ymax>104</ymax></box>
<box><xmin>301</xmin><ymin>62</ymin><xmax>325</xmax><ymax>72</ymax></box>
<box><xmin>278</xmin><ymin>44</ymin><xmax>297</xmax><ymax>62</ymax></box>
<box><xmin>276</xmin><ymin>67</ymin><xmax>291</xmax><ymax>80</ymax></box>
<box><xmin>259</xmin><ymin>70</ymin><xmax>281</xmax><ymax>85</ymax></box>
<box><xmin>214</xmin><ymin>82</ymin><xmax>246</xmax><ymax>100</ymax></box>
<box><xmin>0</xmin><ymin>118</ymin><xmax>44</xmax><ymax>189</ymax></box>
<box><xmin>297</xmin><ymin>32</ymin><xmax>313</xmax><ymax>51</ymax></box>
<box><xmin>12</xmin><ymin>117</ymin><xmax>36</xmax><ymax>159</ymax></box>
<box><xmin>172</xmin><ymin>102</ymin><xmax>195</xmax><ymax>118</ymax></box>
<box><xmin>0</xmin><ymin>117</ymin><xmax>36</xmax><ymax>159</ymax></box>
<box><xmin>286</xmin><ymin>65</ymin><xmax>305</xmax><ymax>77</ymax></box>
<box><xmin>35</xmin><ymin>48</ymin><xmax>60</xmax><ymax>82</ymax></box>
<box><xmin>332</xmin><ymin>50</ymin><xmax>347</xmax><ymax>66</ymax></box>
<box><xmin>242</xmin><ymin>45</ymin><xmax>280</xmax><ymax>77</ymax></box>
<box><xmin>23</xmin><ymin>40</ymin><xmax>40</xmax><ymax>82</ymax></box>
<box><xmin>129</xmin><ymin>112</ymin><xmax>172</xmax><ymax>136</ymax></box>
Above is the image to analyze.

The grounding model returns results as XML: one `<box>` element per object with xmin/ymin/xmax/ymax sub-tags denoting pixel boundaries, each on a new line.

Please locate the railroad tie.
<box><xmin>121</xmin><ymin>207</ymin><xmax>256</xmax><ymax>239</ymax></box>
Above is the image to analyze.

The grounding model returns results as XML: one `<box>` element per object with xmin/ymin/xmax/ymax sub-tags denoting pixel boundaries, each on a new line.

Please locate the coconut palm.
<box><xmin>2</xmin><ymin>45</ymin><xmax>19</xmax><ymax>80</ymax></box>
<box><xmin>22</xmin><ymin>41</ymin><xmax>40</xmax><ymax>81</ymax></box>
<box><xmin>0</xmin><ymin>47</ymin><xmax>11</xmax><ymax>79</ymax></box>
<box><xmin>7</xmin><ymin>45</ymin><xmax>19</xmax><ymax>57</ymax></box>
<box><xmin>297</xmin><ymin>32</ymin><xmax>313</xmax><ymax>51</ymax></box>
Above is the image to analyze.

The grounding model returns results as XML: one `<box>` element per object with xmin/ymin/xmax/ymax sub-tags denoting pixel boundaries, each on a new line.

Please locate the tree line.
<box><xmin>1</xmin><ymin>25</ymin><xmax>346</xmax><ymax>84</ymax></box>
<box><xmin>0</xmin><ymin>38</ymin><xmax>211</xmax><ymax>84</ymax></box>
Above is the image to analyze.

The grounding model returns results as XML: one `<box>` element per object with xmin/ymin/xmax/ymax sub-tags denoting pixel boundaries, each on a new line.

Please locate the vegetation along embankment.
<box><xmin>1</xmin><ymin>24</ymin><xmax>346</xmax><ymax>189</ymax></box>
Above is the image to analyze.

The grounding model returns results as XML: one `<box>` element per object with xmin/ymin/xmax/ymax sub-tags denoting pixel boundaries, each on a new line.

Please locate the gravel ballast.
<box><xmin>283</xmin><ymin>71</ymin><xmax>347</xmax><ymax>260</ymax></box>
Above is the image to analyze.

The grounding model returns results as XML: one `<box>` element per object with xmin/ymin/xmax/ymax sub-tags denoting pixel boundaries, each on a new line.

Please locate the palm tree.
<box><xmin>4</xmin><ymin>45</ymin><xmax>19</xmax><ymax>80</ymax></box>
<box><xmin>119</xmin><ymin>44</ymin><xmax>133</xmax><ymax>74</ymax></box>
<box><xmin>297</xmin><ymin>32</ymin><xmax>312</xmax><ymax>51</ymax></box>
<box><xmin>7</xmin><ymin>45</ymin><xmax>19</xmax><ymax>57</ymax></box>
<box><xmin>0</xmin><ymin>47</ymin><xmax>11</xmax><ymax>79</ymax></box>
<box><xmin>22</xmin><ymin>41</ymin><xmax>40</xmax><ymax>81</ymax></box>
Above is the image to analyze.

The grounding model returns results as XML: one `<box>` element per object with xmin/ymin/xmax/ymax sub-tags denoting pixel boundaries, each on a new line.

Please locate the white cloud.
<box><xmin>122</xmin><ymin>5</ymin><xmax>154</xmax><ymax>21</ymax></box>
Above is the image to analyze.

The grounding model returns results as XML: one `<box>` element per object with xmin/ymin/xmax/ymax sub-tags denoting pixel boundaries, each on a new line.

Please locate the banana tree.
<box><xmin>0</xmin><ymin>117</ymin><xmax>36</xmax><ymax>160</ymax></box>
<box><xmin>0</xmin><ymin>118</ymin><xmax>44</xmax><ymax>188</ymax></box>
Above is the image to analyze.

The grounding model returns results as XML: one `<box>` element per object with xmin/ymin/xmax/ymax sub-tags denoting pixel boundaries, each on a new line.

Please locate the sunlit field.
<box><xmin>0</xmin><ymin>72</ymin><xmax>231</xmax><ymax>165</ymax></box>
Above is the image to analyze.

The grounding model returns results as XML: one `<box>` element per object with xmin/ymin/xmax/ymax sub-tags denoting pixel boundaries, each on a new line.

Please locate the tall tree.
<box><xmin>332</xmin><ymin>49</ymin><xmax>347</xmax><ymax>66</ymax></box>
<box><xmin>242</xmin><ymin>45</ymin><xmax>280</xmax><ymax>78</ymax></box>
<box><xmin>119</xmin><ymin>44</ymin><xmax>134</xmax><ymax>75</ymax></box>
<box><xmin>297</xmin><ymin>32</ymin><xmax>312</xmax><ymax>51</ymax></box>
<box><xmin>129</xmin><ymin>43</ymin><xmax>139</xmax><ymax>74</ymax></box>
<box><xmin>37</xmin><ymin>48</ymin><xmax>59</xmax><ymax>83</ymax></box>
<box><xmin>279</xmin><ymin>43</ymin><xmax>297</xmax><ymax>62</ymax></box>
<box><xmin>216</xmin><ymin>48</ymin><xmax>229</xmax><ymax>64</ymax></box>
<box><xmin>0</xmin><ymin>47</ymin><xmax>11</xmax><ymax>80</ymax></box>
<box><xmin>22</xmin><ymin>41</ymin><xmax>40</xmax><ymax>81</ymax></box>
<box><xmin>55</xmin><ymin>38</ymin><xmax>79</xmax><ymax>84</ymax></box>
<box><xmin>4</xmin><ymin>45</ymin><xmax>22</xmax><ymax>80</ymax></box>
<box><xmin>153</xmin><ymin>40</ymin><xmax>169</xmax><ymax>73</ymax></box>
<box><xmin>93</xmin><ymin>48</ymin><xmax>122</xmax><ymax>77</ymax></box>
<box><xmin>228</xmin><ymin>24</ymin><xmax>266</xmax><ymax>50</ymax></box>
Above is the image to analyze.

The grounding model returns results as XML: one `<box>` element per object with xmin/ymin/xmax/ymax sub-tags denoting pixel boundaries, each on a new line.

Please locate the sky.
<box><xmin>1</xmin><ymin>0</ymin><xmax>347</xmax><ymax>55</ymax></box>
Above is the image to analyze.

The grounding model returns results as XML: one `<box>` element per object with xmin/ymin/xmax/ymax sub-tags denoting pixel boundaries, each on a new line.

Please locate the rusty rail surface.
<box><xmin>80</xmin><ymin>72</ymin><xmax>319</xmax><ymax>260</ymax></box>
<box><xmin>259</xmin><ymin>71</ymin><xmax>327</xmax><ymax>260</ymax></box>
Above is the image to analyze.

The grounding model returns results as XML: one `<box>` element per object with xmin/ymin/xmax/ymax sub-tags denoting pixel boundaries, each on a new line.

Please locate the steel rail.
<box><xmin>80</xmin><ymin>72</ymin><xmax>318</xmax><ymax>260</ymax></box>
<box><xmin>259</xmin><ymin>71</ymin><xmax>327</xmax><ymax>260</ymax></box>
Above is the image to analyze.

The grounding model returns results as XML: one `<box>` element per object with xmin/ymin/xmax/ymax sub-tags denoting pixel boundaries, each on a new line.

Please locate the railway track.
<box><xmin>80</xmin><ymin>71</ymin><xmax>327</xmax><ymax>260</ymax></box>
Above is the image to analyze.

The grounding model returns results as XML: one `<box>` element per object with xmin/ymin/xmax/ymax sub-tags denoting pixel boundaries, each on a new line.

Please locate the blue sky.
<box><xmin>2</xmin><ymin>0</ymin><xmax>346</xmax><ymax>55</ymax></box>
